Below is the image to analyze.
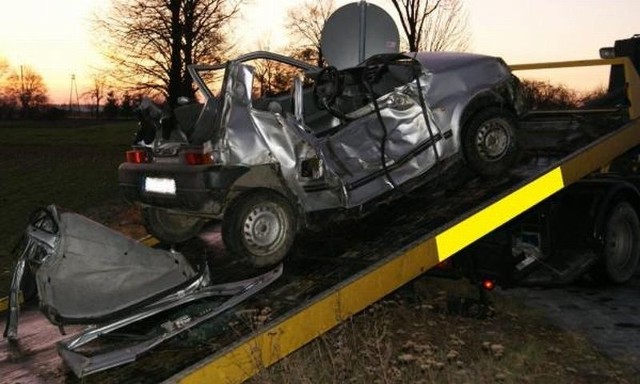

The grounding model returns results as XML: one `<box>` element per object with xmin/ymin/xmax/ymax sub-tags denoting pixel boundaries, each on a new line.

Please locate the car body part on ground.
<box><xmin>3</xmin><ymin>205</ymin><xmax>282</xmax><ymax>377</ymax></box>
<box><xmin>4</xmin><ymin>205</ymin><xmax>199</xmax><ymax>339</ymax></box>
<box><xmin>119</xmin><ymin>49</ymin><xmax>525</xmax><ymax>268</ymax></box>
<box><xmin>58</xmin><ymin>264</ymin><xmax>282</xmax><ymax>377</ymax></box>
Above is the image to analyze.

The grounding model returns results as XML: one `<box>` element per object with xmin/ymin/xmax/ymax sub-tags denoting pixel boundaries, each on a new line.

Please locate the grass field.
<box><xmin>0</xmin><ymin>119</ymin><xmax>137</xmax><ymax>292</ymax></box>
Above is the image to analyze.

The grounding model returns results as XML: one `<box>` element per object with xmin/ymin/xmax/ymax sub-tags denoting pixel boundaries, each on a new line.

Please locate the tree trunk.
<box><xmin>168</xmin><ymin>0</ymin><xmax>183</xmax><ymax>107</ymax></box>
<box><xmin>181</xmin><ymin>0</ymin><xmax>196</xmax><ymax>100</ymax></box>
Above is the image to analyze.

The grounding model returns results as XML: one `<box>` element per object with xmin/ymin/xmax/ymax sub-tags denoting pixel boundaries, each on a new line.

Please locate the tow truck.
<box><xmin>453</xmin><ymin>35</ymin><xmax>640</xmax><ymax>288</ymax></box>
<box><xmin>2</xmin><ymin>20</ymin><xmax>640</xmax><ymax>384</ymax></box>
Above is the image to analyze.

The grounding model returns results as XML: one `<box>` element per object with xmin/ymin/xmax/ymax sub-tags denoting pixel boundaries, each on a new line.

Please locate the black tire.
<box><xmin>222</xmin><ymin>190</ymin><xmax>296</xmax><ymax>268</ymax></box>
<box><xmin>462</xmin><ymin>107</ymin><xmax>519</xmax><ymax>176</ymax></box>
<box><xmin>142</xmin><ymin>207</ymin><xmax>206</xmax><ymax>244</ymax></box>
<box><xmin>598</xmin><ymin>201</ymin><xmax>640</xmax><ymax>284</ymax></box>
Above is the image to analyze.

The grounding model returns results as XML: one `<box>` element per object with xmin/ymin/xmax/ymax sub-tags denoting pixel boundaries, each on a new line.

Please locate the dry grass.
<box><xmin>0</xmin><ymin>120</ymin><xmax>136</xmax><ymax>295</ymax></box>
<box><xmin>248</xmin><ymin>277</ymin><xmax>638</xmax><ymax>384</ymax></box>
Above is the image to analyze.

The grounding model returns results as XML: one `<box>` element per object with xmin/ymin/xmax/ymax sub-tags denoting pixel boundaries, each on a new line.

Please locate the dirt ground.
<box><xmin>504</xmin><ymin>276</ymin><xmax>640</xmax><ymax>373</ymax></box>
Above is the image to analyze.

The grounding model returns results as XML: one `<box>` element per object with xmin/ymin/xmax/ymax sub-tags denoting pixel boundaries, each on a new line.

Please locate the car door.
<box><xmin>319</xmin><ymin>89</ymin><xmax>443</xmax><ymax>208</ymax></box>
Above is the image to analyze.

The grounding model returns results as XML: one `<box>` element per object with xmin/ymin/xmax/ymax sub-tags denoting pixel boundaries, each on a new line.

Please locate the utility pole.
<box><xmin>68</xmin><ymin>74</ymin><xmax>80</xmax><ymax>113</ymax></box>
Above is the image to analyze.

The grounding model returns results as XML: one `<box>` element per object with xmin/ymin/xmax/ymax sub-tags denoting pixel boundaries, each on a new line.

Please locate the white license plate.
<box><xmin>144</xmin><ymin>177</ymin><xmax>177</xmax><ymax>195</ymax></box>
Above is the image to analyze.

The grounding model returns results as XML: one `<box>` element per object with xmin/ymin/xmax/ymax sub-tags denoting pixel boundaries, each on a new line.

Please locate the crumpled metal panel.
<box><xmin>216</xmin><ymin>64</ymin><xmax>274</xmax><ymax>165</ymax></box>
<box><xmin>33</xmin><ymin>207</ymin><xmax>197</xmax><ymax>323</ymax></box>
<box><xmin>319</xmin><ymin>86</ymin><xmax>444</xmax><ymax>208</ymax></box>
<box><xmin>416</xmin><ymin>52</ymin><xmax>512</xmax><ymax>147</ymax></box>
<box><xmin>217</xmin><ymin>63</ymin><xmax>343</xmax><ymax>212</ymax></box>
<box><xmin>258</xmin><ymin>112</ymin><xmax>345</xmax><ymax>212</ymax></box>
<box><xmin>209</xmin><ymin>51</ymin><xmax>514</xmax><ymax>213</ymax></box>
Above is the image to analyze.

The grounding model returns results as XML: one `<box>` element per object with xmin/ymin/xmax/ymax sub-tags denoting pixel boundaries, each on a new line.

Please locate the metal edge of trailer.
<box><xmin>169</xmin><ymin>58</ymin><xmax>640</xmax><ymax>384</ymax></box>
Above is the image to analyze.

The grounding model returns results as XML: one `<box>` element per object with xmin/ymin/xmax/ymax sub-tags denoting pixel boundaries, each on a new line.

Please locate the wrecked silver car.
<box><xmin>119</xmin><ymin>51</ymin><xmax>525</xmax><ymax>267</ymax></box>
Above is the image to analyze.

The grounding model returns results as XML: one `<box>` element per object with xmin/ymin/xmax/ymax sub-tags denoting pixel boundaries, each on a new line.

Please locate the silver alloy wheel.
<box><xmin>242</xmin><ymin>202</ymin><xmax>288</xmax><ymax>256</ymax></box>
<box><xmin>475</xmin><ymin>117</ymin><xmax>512</xmax><ymax>161</ymax></box>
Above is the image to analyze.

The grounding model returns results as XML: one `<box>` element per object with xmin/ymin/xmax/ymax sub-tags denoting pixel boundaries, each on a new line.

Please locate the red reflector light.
<box><xmin>184</xmin><ymin>152</ymin><xmax>213</xmax><ymax>165</ymax></box>
<box><xmin>126</xmin><ymin>150</ymin><xmax>148</xmax><ymax>164</ymax></box>
<box><xmin>482</xmin><ymin>279</ymin><xmax>495</xmax><ymax>291</ymax></box>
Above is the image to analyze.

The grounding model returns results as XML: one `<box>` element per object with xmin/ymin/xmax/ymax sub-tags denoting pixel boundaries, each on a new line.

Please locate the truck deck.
<box><xmin>2</xmin><ymin>58</ymin><xmax>640</xmax><ymax>383</ymax></box>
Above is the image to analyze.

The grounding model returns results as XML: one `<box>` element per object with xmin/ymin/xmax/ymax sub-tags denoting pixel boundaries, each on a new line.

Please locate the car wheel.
<box><xmin>222</xmin><ymin>190</ymin><xmax>296</xmax><ymax>268</ymax></box>
<box><xmin>142</xmin><ymin>207</ymin><xmax>206</xmax><ymax>244</ymax></box>
<box><xmin>598</xmin><ymin>202</ymin><xmax>640</xmax><ymax>284</ymax></box>
<box><xmin>462</xmin><ymin>107</ymin><xmax>519</xmax><ymax>176</ymax></box>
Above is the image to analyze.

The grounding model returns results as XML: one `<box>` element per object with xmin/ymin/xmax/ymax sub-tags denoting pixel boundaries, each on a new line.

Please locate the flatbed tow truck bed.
<box><xmin>1</xmin><ymin>58</ymin><xmax>640</xmax><ymax>383</ymax></box>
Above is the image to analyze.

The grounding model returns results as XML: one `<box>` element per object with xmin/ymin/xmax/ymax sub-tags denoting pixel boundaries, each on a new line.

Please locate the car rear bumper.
<box><xmin>118</xmin><ymin>163</ymin><xmax>249</xmax><ymax>211</ymax></box>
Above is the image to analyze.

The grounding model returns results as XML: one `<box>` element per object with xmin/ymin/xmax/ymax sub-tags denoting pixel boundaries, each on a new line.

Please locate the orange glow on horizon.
<box><xmin>2</xmin><ymin>0</ymin><xmax>639</xmax><ymax>104</ymax></box>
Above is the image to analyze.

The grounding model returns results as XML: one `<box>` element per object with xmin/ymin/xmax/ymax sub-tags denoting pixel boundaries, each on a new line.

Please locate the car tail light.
<box><xmin>126</xmin><ymin>150</ymin><xmax>149</xmax><ymax>164</ymax></box>
<box><xmin>183</xmin><ymin>150</ymin><xmax>214</xmax><ymax>165</ymax></box>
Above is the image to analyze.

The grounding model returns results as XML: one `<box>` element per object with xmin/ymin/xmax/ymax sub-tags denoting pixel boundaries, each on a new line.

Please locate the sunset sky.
<box><xmin>1</xmin><ymin>0</ymin><xmax>639</xmax><ymax>104</ymax></box>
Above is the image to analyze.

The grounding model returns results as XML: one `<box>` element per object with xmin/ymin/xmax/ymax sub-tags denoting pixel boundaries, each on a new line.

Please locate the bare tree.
<box><xmin>0</xmin><ymin>58</ymin><xmax>8</xmax><ymax>80</ymax></box>
<box><xmin>84</xmin><ymin>75</ymin><xmax>107</xmax><ymax>118</ymax></box>
<box><xmin>94</xmin><ymin>0</ymin><xmax>241</xmax><ymax>106</ymax></box>
<box><xmin>250</xmin><ymin>39</ymin><xmax>300</xmax><ymax>98</ymax></box>
<box><xmin>520</xmin><ymin>80</ymin><xmax>581</xmax><ymax>110</ymax></box>
<box><xmin>389</xmin><ymin>0</ymin><xmax>469</xmax><ymax>52</ymax></box>
<box><xmin>0</xmin><ymin>59</ymin><xmax>10</xmax><ymax>103</ymax></box>
<box><xmin>4</xmin><ymin>65</ymin><xmax>48</xmax><ymax>117</ymax></box>
<box><xmin>120</xmin><ymin>91</ymin><xmax>135</xmax><ymax>117</ymax></box>
<box><xmin>103</xmin><ymin>90</ymin><xmax>120</xmax><ymax>119</ymax></box>
<box><xmin>252</xmin><ymin>40</ymin><xmax>279</xmax><ymax>97</ymax></box>
<box><xmin>0</xmin><ymin>58</ymin><xmax>16</xmax><ymax>119</ymax></box>
<box><xmin>285</xmin><ymin>0</ymin><xmax>335</xmax><ymax>67</ymax></box>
